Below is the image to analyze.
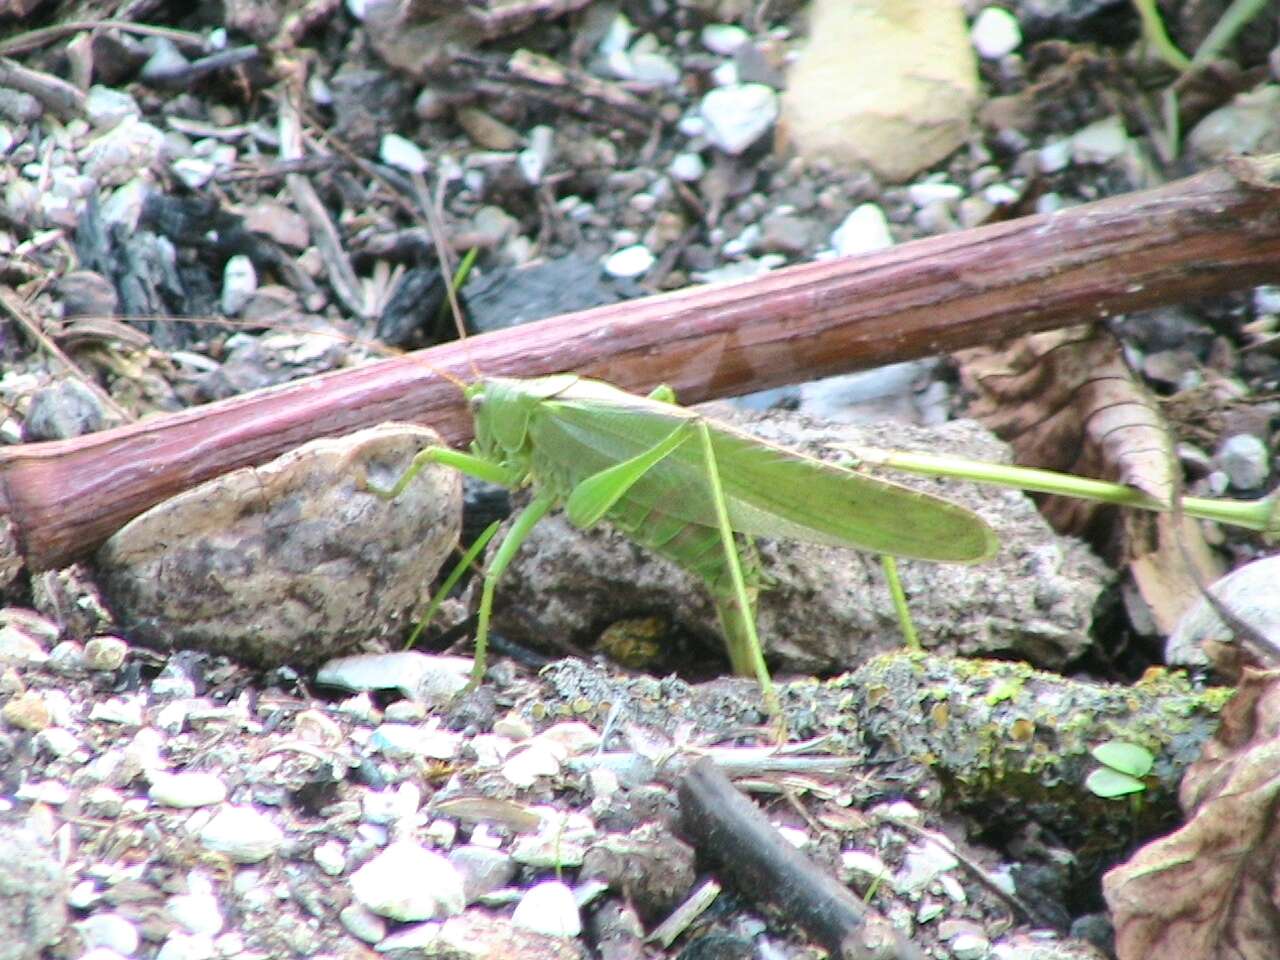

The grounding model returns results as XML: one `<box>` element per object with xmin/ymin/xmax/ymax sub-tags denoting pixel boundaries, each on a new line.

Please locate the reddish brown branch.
<box><xmin>3</xmin><ymin>155</ymin><xmax>1280</xmax><ymax>572</ymax></box>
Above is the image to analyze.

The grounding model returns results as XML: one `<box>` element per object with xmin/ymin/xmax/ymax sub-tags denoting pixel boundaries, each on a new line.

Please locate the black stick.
<box><xmin>677</xmin><ymin>757</ymin><xmax>924</xmax><ymax>960</ymax></box>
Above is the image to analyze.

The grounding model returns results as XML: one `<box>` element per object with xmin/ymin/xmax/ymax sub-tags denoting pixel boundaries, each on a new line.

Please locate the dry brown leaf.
<box><xmin>1103</xmin><ymin>668</ymin><xmax>1280</xmax><ymax>960</ymax></box>
<box><xmin>956</xmin><ymin>324</ymin><xmax>1222</xmax><ymax>633</ymax></box>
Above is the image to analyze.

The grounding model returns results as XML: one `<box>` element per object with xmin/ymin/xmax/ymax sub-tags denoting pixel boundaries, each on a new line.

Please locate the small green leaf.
<box><xmin>1091</xmin><ymin>741</ymin><xmax>1154</xmax><ymax>778</ymax></box>
<box><xmin>1086</xmin><ymin>767</ymin><xmax>1147</xmax><ymax>798</ymax></box>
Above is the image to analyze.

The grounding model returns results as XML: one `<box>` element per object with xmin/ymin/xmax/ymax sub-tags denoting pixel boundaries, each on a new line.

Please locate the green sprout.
<box><xmin>1085</xmin><ymin>740</ymin><xmax>1155</xmax><ymax>799</ymax></box>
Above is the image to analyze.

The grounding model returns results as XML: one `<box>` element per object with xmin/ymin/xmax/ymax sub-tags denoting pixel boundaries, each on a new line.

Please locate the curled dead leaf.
<box><xmin>1103</xmin><ymin>668</ymin><xmax>1280</xmax><ymax>960</ymax></box>
<box><xmin>956</xmin><ymin>324</ymin><xmax>1221</xmax><ymax>633</ymax></box>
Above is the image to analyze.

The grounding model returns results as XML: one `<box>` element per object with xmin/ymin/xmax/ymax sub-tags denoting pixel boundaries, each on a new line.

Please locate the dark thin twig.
<box><xmin>678</xmin><ymin>757</ymin><xmax>926</xmax><ymax>960</ymax></box>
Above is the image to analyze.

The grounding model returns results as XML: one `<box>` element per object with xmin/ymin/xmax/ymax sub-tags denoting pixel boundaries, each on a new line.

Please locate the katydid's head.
<box><xmin>465</xmin><ymin>375</ymin><xmax>581</xmax><ymax>457</ymax></box>
<box><xmin>466</xmin><ymin>378</ymin><xmax>532</xmax><ymax>457</ymax></box>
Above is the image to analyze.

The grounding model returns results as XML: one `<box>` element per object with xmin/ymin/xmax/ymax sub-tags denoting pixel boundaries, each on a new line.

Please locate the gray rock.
<box><xmin>23</xmin><ymin>378</ymin><xmax>110</xmax><ymax>441</ymax></box>
<box><xmin>80</xmin><ymin>117</ymin><xmax>166</xmax><ymax>187</ymax></box>
<box><xmin>338</xmin><ymin>902</ymin><xmax>386</xmax><ymax>944</ymax></box>
<box><xmin>1188</xmin><ymin>85</ymin><xmax>1280</xmax><ymax>164</ymax></box>
<box><xmin>83</xmin><ymin>635</ymin><xmax>127</xmax><ymax>671</ymax></box>
<box><xmin>482</xmin><ymin>409</ymin><xmax>1108</xmax><ymax>673</ymax></box>
<box><xmin>1166</xmin><ymin>556</ymin><xmax>1280</xmax><ymax>667</ymax></box>
<box><xmin>581</xmin><ymin>824</ymin><xmax>695</xmax><ymax>922</ymax></box>
<box><xmin>448</xmin><ymin>845</ymin><xmax>516</xmax><ymax>904</ymax></box>
<box><xmin>1216</xmin><ymin>433</ymin><xmax>1270</xmax><ymax>490</ymax></box>
<box><xmin>0</xmin><ymin>822</ymin><xmax>68</xmax><ymax>960</ymax></box>
<box><xmin>96</xmin><ymin>424</ymin><xmax>460</xmax><ymax>668</ymax></box>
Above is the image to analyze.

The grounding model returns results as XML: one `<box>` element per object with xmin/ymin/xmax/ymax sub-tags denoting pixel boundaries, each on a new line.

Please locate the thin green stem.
<box><xmin>405</xmin><ymin>519</ymin><xmax>502</xmax><ymax>650</ymax></box>
<box><xmin>1131</xmin><ymin>0</ymin><xmax>1191</xmax><ymax>70</ymax></box>
<box><xmin>1192</xmin><ymin>0</ymin><xmax>1271</xmax><ymax>66</ymax></box>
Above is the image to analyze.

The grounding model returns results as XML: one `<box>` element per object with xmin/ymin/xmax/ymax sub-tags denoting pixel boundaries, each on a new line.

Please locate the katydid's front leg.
<box><xmin>364</xmin><ymin>445</ymin><xmax>520</xmax><ymax>498</ymax></box>
<box><xmin>470</xmin><ymin>491</ymin><xmax>556</xmax><ymax>687</ymax></box>
<box><xmin>364</xmin><ymin>443</ymin><xmax>526</xmax><ymax>686</ymax></box>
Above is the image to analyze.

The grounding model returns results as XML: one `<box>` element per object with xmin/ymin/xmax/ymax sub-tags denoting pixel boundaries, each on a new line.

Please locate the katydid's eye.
<box><xmin>470</xmin><ymin>394</ymin><xmax>485</xmax><ymax>413</ymax></box>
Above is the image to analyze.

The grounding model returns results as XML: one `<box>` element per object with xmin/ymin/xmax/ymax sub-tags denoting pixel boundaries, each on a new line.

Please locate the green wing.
<box><xmin>522</xmin><ymin>380</ymin><xmax>997</xmax><ymax>564</ymax></box>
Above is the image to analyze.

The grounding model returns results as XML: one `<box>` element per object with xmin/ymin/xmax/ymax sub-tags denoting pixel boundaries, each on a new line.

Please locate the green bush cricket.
<box><xmin>367</xmin><ymin>374</ymin><xmax>999</xmax><ymax>712</ymax></box>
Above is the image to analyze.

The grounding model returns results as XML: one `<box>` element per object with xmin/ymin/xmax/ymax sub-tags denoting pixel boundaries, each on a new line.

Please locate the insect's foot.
<box><xmin>769</xmin><ymin>713</ymin><xmax>790</xmax><ymax>746</ymax></box>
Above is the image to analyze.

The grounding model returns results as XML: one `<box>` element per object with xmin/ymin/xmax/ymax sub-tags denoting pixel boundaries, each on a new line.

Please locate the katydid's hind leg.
<box><xmin>468</xmin><ymin>491</ymin><xmax>557</xmax><ymax>688</ymax></box>
<box><xmin>693</xmin><ymin>423</ymin><xmax>779</xmax><ymax>717</ymax></box>
<box><xmin>880</xmin><ymin>555</ymin><xmax>920</xmax><ymax>651</ymax></box>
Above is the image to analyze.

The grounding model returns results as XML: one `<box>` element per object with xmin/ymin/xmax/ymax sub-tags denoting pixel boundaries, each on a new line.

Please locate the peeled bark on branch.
<box><xmin>3</xmin><ymin>155</ymin><xmax>1280</xmax><ymax>573</ymax></box>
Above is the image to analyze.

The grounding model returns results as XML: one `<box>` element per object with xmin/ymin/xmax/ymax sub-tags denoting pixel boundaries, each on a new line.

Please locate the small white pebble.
<box><xmin>603</xmin><ymin>244</ymin><xmax>655</xmax><ymax>278</ymax></box>
<box><xmin>502</xmin><ymin>742</ymin><xmax>562</xmax><ymax>788</ymax></box>
<box><xmin>1254</xmin><ymin>285</ymin><xmax>1280</xmax><ymax>315</ymax></box>
<box><xmin>952</xmin><ymin>932</ymin><xmax>992</xmax><ymax>960</ymax></box>
<box><xmin>350</xmin><ymin>840</ymin><xmax>465</xmax><ymax>921</ymax></box>
<box><xmin>220</xmin><ymin>255</ymin><xmax>256</xmax><ymax>315</ymax></box>
<box><xmin>149</xmin><ymin>771</ymin><xmax>228</xmax><ymax>808</ymax></box>
<box><xmin>166</xmin><ymin>889</ymin><xmax>223</xmax><ymax>936</ymax></box>
<box><xmin>1217</xmin><ymin>433</ymin><xmax>1270</xmax><ymax>489</ymax></box>
<box><xmin>313</xmin><ymin>840</ymin><xmax>347</xmax><ymax>876</ymax></box>
<box><xmin>830</xmin><ymin>204</ymin><xmax>892</xmax><ymax>256</ymax></box>
<box><xmin>76</xmin><ymin>912</ymin><xmax>140</xmax><ymax>955</ymax></box>
<box><xmin>90</xmin><ymin>695</ymin><xmax>144</xmax><ymax>726</ymax></box>
<box><xmin>380</xmin><ymin>133</ymin><xmax>427</xmax><ymax>174</ymax></box>
<box><xmin>701</xmin><ymin>23</ymin><xmax>750</xmax><ymax>55</ymax></box>
<box><xmin>1072</xmin><ymin>115</ymin><xmax>1128</xmax><ymax>165</ymax></box>
<box><xmin>512</xmin><ymin>880</ymin><xmax>581</xmax><ymax>938</ymax></box>
<box><xmin>668</xmin><ymin>152</ymin><xmax>706</xmax><ymax>181</ymax></box>
<box><xmin>971</xmin><ymin>7</ymin><xmax>1021</xmax><ymax>59</ymax></box>
<box><xmin>154</xmin><ymin>932</ymin><xmax>216</xmax><ymax>960</ymax></box>
<box><xmin>699</xmin><ymin>83</ymin><xmax>778</xmax><ymax>155</ymax></box>
<box><xmin>907</xmin><ymin>182</ymin><xmax>964</xmax><ymax>206</ymax></box>
<box><xmin>198</xmin><ymin>805</ymin><xmax>283</xmax><ymax>863</ymax></box>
